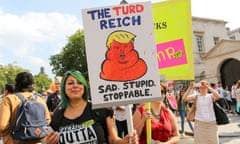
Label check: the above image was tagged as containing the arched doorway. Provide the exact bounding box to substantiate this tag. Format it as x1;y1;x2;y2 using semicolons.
220;58;240;88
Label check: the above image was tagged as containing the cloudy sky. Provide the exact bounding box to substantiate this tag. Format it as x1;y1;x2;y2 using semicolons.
0;0;239;79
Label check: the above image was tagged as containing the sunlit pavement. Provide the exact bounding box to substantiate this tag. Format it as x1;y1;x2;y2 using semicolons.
0;113;239;144
178;113;240;144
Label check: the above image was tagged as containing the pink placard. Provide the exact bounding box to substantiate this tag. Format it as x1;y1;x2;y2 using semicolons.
156;39;187;68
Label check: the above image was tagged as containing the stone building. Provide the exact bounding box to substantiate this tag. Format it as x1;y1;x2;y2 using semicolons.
192;16;240;88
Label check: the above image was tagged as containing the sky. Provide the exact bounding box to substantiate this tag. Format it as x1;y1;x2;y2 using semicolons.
0;0;239;79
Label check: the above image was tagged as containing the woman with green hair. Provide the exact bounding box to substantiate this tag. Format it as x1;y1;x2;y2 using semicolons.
45;70;138;144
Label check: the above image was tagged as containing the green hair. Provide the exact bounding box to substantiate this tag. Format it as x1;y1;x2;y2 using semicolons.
60;70;89;108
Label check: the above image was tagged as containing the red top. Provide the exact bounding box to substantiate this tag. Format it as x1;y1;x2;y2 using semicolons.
138;104;172;143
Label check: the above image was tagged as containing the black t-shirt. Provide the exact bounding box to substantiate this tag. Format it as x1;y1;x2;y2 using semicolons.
51;102;113;144
46;92;61;112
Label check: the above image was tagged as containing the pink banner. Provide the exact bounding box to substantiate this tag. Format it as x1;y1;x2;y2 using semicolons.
156;39;187;68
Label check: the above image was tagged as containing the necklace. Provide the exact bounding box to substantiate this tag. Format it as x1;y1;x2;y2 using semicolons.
151;108;161;120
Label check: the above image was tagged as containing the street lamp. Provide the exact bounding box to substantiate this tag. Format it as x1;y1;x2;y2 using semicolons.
120;0;128;4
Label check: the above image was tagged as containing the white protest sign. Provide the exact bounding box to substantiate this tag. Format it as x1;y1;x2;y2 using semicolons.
82;2;161;109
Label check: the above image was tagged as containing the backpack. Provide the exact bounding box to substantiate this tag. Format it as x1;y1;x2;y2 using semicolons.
11;93;48;141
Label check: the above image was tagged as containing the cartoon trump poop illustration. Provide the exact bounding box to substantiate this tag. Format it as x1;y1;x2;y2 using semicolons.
100;30;147;81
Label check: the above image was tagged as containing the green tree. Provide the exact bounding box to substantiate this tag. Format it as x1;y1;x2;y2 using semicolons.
0;64;52;95
34;73;52;94
0;64;28;93
49;29;88;79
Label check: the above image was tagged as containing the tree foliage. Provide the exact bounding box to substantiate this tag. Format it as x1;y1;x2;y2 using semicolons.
34;73;52;94
49;29;88;79
0;64;52;94
0;64;28;93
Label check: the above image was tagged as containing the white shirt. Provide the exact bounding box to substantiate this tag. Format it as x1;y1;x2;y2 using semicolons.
195;94;216;122
113;105;133;121
113;106;127;121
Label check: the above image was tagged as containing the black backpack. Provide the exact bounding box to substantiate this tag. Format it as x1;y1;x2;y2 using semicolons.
11;93;48;141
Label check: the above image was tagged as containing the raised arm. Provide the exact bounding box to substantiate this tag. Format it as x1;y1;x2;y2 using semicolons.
183;81;196;102
201;81;221;101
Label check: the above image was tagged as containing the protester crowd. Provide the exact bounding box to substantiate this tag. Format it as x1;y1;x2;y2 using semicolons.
0;71;239;144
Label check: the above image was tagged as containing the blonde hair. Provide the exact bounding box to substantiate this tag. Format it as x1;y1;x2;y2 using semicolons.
106;30;136;48
55;76;62;82
200;80;209;85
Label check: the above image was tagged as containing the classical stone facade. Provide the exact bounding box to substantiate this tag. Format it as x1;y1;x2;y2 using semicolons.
228;28;240;40
192;17;240;87
203;40;240;87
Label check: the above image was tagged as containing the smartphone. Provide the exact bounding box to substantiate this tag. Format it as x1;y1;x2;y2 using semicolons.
43;126;54;134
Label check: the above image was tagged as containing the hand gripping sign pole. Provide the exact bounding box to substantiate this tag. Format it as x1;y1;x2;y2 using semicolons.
126;103;152;144
121;1;152;142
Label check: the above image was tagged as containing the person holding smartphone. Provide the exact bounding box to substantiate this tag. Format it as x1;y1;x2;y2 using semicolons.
45;70;138;144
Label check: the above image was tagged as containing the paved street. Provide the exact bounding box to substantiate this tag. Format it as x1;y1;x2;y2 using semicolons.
178;113;240;144
0;111;239;144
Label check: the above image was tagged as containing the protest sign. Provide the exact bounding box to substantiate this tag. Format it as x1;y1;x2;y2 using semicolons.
153;0;194;80
82;2;161;109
